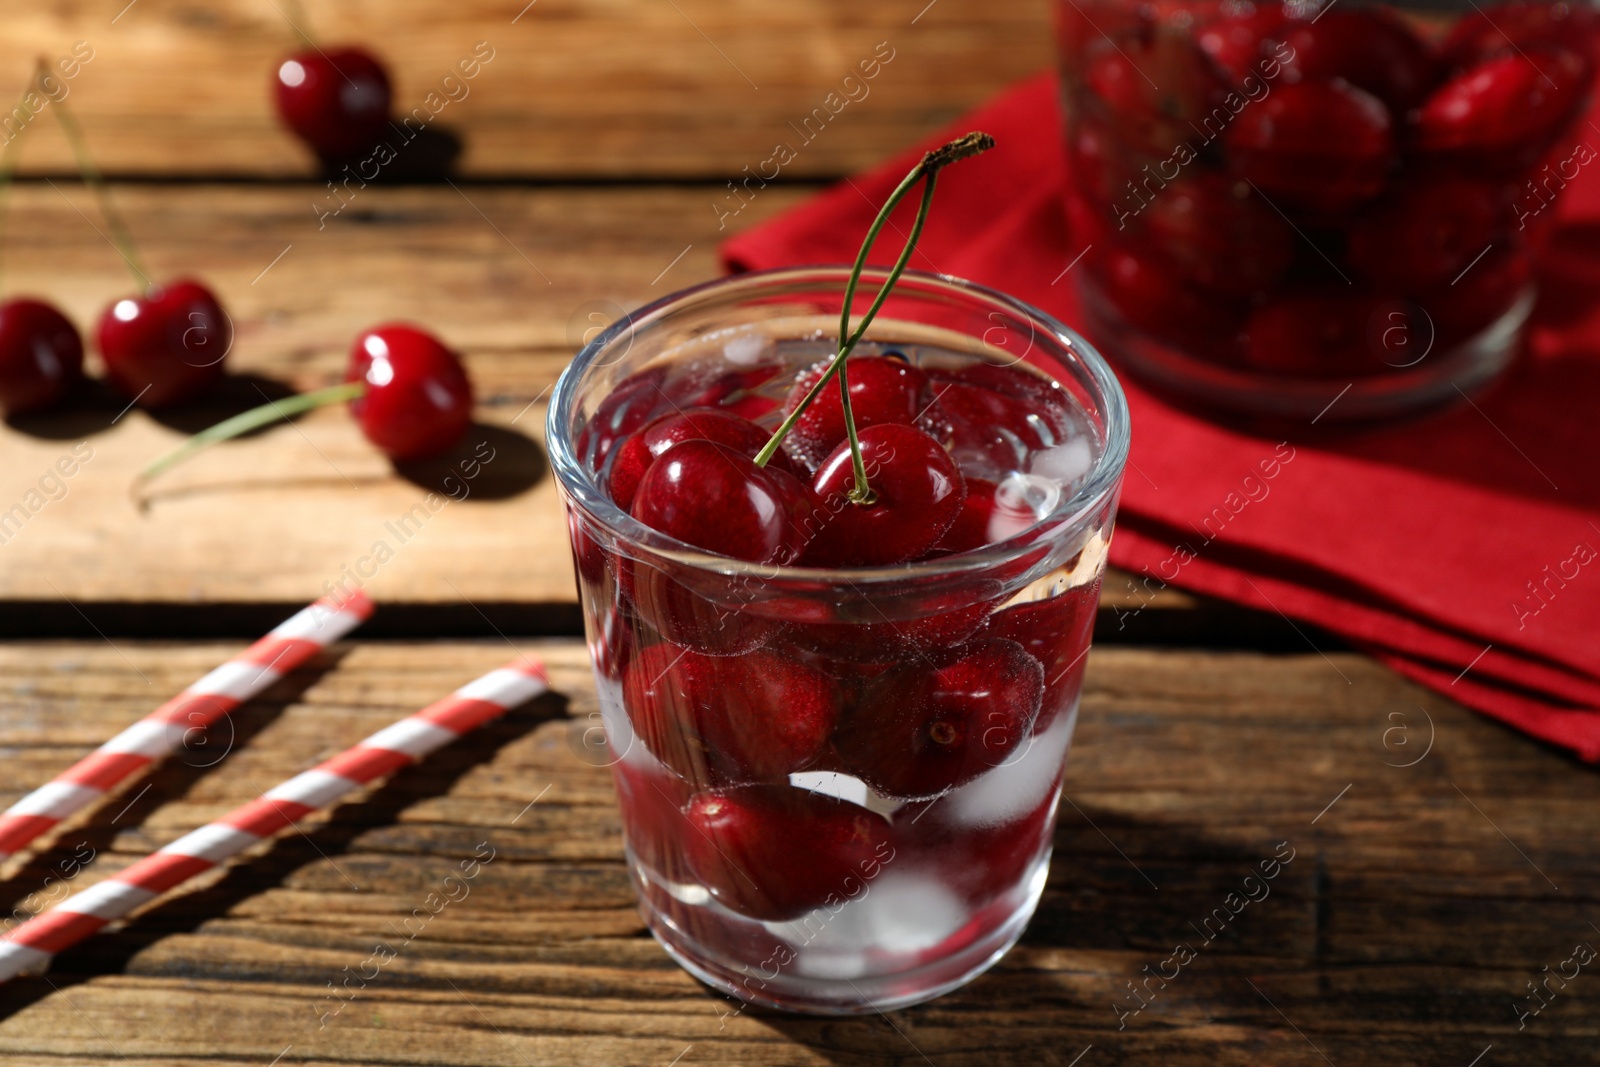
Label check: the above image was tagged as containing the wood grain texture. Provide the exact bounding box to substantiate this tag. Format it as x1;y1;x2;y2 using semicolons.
0;181;1195;622
5;0;1051;179
0;641;1595;1063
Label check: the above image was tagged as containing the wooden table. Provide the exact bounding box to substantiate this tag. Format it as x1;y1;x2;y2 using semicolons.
2;2;1596;1063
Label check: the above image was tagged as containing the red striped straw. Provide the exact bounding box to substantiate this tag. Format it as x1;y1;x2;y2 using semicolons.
0;590;375;865
0;656;548;982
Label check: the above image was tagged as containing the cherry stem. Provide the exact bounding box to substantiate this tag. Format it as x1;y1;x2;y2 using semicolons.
280;0;318;48
136;380;366;488
40;59;150;292
0;81;33;294
752;130;995;501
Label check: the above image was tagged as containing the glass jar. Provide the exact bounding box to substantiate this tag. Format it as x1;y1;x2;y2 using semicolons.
548;267;1129;1014
1057;0;1596;421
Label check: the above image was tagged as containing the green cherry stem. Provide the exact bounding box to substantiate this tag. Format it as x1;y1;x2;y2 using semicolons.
136;380;366;489
752;130;995;504
0;85;30;294
835;174;937;502
41;60;150;292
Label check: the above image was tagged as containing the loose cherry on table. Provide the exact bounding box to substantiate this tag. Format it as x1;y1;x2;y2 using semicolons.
681;784;893;921
622;642;839;784
273;47;393;162
834;637;1045;800
345;322;474;460
0;298;83;417
138;322;474;490
97;278;232;408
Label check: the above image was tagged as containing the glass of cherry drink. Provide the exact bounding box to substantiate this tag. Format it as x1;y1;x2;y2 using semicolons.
549;266;1129;1014
1058;0;1598;421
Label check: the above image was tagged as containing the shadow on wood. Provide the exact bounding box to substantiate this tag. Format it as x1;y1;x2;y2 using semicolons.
392;420;546;501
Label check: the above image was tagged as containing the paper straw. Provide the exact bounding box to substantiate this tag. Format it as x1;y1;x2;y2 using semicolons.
0;590;375;864
0;656;548;982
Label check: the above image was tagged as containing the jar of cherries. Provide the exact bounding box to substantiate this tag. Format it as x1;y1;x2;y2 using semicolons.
1057;0;1597;421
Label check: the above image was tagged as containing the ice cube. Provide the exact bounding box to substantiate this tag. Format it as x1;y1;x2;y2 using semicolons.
1029;438;1094;489
992;473;1059;541
788;770;869;807
595;675;661;771
767;871;969;970
723;332;767;366
945;704;1078;828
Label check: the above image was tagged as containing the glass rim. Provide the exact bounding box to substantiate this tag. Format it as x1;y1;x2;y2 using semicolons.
547;264;1132;583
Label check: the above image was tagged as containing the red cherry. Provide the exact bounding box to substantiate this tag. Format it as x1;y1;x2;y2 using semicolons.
681;784;893;921
1416;246;1532;349
345;323;474;460
1242;290;1416;375
779;355;927;472
1415;47;1592;174
1278;8;1438;112
1442;1;1600;68
923;380;1048;474
1137;174;1294;297
631;439;807;564
948;362;1079;438
578;368;669;473
622;566;783;656
273;47;393;162
835;638;1045;800
621;643;839;784
1196;4;1288;85
612;759;697;882
0;298;83;417
1085;244;1247;351
1225;80;1394;215
97;278;231;408
608;408;789;513
893;787;1057;906
1084;27;1228;154
928;477;1001;555
1056;0;1150;66
807;424;965;567
1345;179;1500;292
982;587;1099;732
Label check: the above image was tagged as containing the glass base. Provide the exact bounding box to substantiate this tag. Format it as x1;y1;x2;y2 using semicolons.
633;844;1052;1015
1078;278;1534;427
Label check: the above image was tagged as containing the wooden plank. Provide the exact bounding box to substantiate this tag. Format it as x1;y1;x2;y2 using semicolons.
0;640;1595;1062
6;0;1051;179
0;181;1200;625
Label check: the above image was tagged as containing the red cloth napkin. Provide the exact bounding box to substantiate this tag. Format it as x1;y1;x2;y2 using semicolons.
721;72;1600;761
